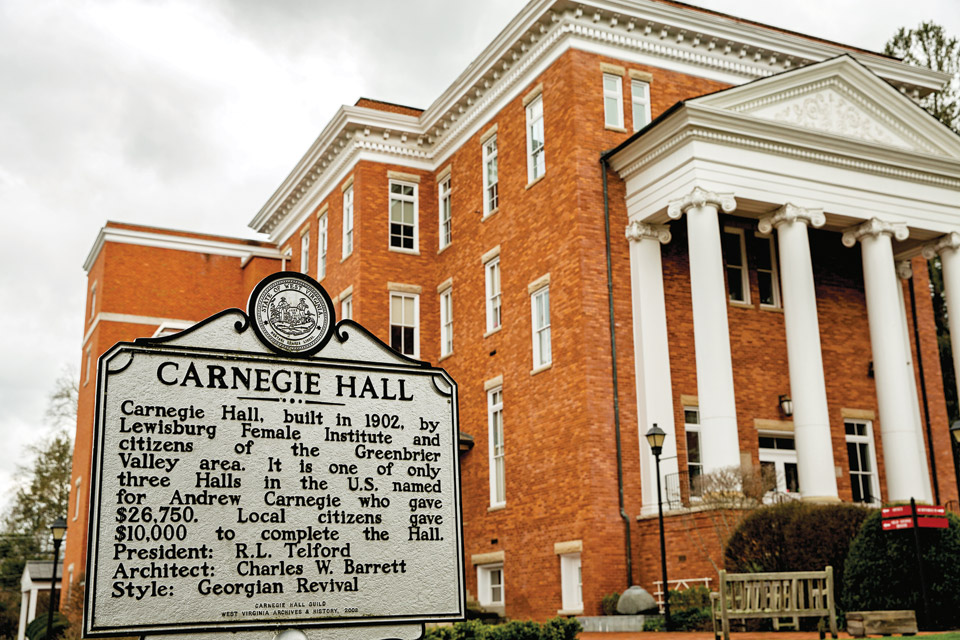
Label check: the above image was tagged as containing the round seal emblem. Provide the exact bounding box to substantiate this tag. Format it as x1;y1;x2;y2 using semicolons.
247;272;335;356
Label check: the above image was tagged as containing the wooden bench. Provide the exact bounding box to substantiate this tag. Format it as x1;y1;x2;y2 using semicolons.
846;610;917;637
710;567;838;640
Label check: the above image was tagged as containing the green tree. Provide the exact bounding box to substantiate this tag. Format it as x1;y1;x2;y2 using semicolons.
886;23;960;423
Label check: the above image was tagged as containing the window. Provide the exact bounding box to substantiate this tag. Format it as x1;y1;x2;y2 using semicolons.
84;348;92;386
603;73;623;128
73;476;82;521
721;227;749;303
389;292;418;357
483;135;499;215
559;553;583;612
488;386;505;506
341;295;352;321
389;181;418;251
439;176;451;250
526;95;545;182
89;283;97;320
478;564;504;607
684;407;702;497
531;286;551;368
758;434;799;495
300;231;310;274
342;185;354;258
318;214;328;279
485;258;501;332
440;288;453;357
753;233;781;307
845;420;880;504
631;80;651;131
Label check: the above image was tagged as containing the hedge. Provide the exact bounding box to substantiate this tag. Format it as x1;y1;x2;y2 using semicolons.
425;617;581;640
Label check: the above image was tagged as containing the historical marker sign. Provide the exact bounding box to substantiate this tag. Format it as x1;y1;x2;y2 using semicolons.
84;273;464;637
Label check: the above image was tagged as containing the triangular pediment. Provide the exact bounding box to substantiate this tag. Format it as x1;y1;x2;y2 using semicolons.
691;55;960;159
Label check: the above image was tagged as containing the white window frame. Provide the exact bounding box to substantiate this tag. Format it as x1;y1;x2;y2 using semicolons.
488;386;505;507
603;73;624;129
631;79;651;131
483;135;499;216
342;185;354;259
684;406;702;498
758;433;799;497
440;288;453;358
389;292;419;358
531;286;551;369
477;563;504;607
73;476;82;521
438;176;452;250
526;94;545;183
89;282;97;320
754;232;782;308
341;294;352;321
845;419;881;505
84;348;92;387
389;180;419;253
318;213;328;280
559;553;583;612
722;227;750;304
300;231;310;274
485;258;502;333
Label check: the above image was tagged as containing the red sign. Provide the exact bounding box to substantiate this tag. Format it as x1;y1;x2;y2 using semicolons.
883;517;914;530
882;506;913;518
918;516;949;529
917;505;946;517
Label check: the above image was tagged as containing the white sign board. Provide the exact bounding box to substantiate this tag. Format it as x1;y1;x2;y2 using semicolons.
84;274;464;637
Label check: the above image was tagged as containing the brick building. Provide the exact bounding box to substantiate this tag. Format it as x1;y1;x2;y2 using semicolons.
65;0;960;622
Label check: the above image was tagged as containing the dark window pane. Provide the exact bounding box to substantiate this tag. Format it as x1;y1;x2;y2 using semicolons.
727;267;744;300
403;327;414;355
722;232;742;266
686;431;700;463
858;443;871;471
776;437;795;450
785;463;799;492
390;325;402;351
758;271;774;305
684;409;699;425
753;236;773;270
847;442;860;471
851;475;864;502
759;436;775;449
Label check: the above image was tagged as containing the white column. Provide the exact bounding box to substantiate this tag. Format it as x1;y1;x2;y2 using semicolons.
17;590;28;640
667;187;741;473
758;204;838;502
894;260;932;503
842;219;928;502
626;221;679;515
924;231;960;416
27;588;37;625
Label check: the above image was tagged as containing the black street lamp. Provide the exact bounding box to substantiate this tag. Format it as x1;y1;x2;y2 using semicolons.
645;424;671;631
45;517;67;640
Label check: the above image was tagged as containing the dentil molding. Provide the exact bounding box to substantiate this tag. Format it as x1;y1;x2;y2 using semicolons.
841;218;909;248
625;221;671;244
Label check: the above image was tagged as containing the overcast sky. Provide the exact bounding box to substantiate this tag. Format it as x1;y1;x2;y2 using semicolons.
1;0;958;517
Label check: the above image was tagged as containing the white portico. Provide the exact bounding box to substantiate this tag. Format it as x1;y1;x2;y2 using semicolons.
609;55;960;512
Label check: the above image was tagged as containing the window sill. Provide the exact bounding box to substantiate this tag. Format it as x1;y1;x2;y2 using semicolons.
389;246;420;256
439;352;453;362
728;300;753;309
482;208;499;222
341;253;352;264
759;304;783;313
604;124;627;132
557;608;583;617
525;173;546;190
530;362;552;376
488;503;506;512
438;243;451;255
484;325;502;339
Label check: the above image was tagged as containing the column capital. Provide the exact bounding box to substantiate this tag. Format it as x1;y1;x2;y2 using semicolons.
841;218;909;248
896;260;913;280
625;221;671;244
666;186;736;220
758;203;825;233
921;231;960;259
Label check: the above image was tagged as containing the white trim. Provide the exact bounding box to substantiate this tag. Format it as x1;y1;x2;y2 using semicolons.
439;175;452;250
389;179;419;252
477;563;504;608
340;294;353;321
339;284;354;299
530;285;551;369
484;375;503;391
631;78;651;132
603;72;624;129
722;226;750;304
440;287;453;358
317;213;328;280
526;93;546;183
389;292;420;358
754;232;782;308
844;418;882;506
83;227;281;272
342;184;354;259
485;257;502;333
559;552;583;613
82;312;196;348
487;385;505;508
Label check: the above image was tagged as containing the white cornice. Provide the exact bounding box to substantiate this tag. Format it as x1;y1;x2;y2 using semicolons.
250;0;953;241
83;226;283;273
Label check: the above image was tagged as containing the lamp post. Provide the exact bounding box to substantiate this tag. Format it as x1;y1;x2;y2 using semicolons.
951;422;960;499
45;517;67;640
645;424;671;631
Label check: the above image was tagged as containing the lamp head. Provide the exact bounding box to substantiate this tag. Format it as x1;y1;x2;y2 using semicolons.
779;394;793;418
951;421;960;445
50;517;67;542
645;424;667;456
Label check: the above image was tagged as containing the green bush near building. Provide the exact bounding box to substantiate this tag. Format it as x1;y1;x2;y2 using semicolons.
425;617;581;640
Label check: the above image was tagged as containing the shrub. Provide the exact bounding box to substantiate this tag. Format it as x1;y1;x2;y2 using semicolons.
667;586;713;631
724;501;869;592
843;509;960;630
425;617;580;640
600;592;620;616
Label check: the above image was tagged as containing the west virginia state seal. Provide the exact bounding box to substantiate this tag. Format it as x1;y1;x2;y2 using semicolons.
247;273;335;356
